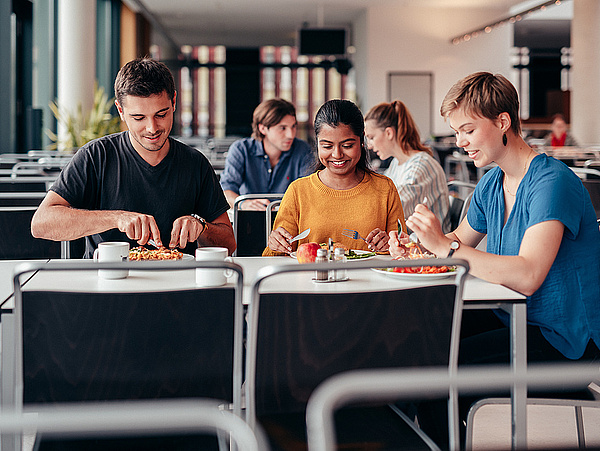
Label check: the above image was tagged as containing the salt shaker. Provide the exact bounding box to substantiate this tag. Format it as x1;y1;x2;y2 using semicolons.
333;247;347;281
315;248;328;281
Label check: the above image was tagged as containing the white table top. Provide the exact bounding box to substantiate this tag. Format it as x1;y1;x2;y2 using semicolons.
0;259;47;305
3;256;525;310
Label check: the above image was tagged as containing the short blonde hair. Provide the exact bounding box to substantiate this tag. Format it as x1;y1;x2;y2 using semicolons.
440;72;521;136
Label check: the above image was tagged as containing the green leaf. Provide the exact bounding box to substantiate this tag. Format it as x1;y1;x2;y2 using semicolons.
46;81;121;151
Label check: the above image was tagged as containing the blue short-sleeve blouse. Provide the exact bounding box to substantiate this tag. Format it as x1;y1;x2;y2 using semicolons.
467;153;600;359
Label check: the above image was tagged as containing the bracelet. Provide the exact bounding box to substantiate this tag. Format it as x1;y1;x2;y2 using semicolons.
190;214;208;234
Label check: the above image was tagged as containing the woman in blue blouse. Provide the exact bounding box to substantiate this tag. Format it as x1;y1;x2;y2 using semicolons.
389;71;600;445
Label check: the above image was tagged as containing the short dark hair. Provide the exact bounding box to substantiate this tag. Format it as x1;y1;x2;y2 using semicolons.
312;99;372;173
114;57;176;106
251;98;296;140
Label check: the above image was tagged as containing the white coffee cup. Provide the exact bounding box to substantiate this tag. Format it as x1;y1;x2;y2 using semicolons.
195;247;233;287
93;242;130;279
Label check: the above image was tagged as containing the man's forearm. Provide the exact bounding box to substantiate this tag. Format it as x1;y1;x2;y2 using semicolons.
31;204;120;241
197;222;236;255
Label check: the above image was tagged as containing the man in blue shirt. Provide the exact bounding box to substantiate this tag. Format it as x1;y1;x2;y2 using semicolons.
220;98;312;210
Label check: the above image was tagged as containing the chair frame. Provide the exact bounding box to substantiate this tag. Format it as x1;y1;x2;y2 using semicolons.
3;260;245;451
265;199;281;243
245;258;469;450
0;399;270;451
447;181;477;231
305;363;599;451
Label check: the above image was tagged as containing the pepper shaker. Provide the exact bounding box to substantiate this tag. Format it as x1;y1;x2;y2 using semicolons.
315;248;328;281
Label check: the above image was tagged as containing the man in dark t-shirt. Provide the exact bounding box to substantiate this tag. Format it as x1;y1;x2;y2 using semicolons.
32;58;235;257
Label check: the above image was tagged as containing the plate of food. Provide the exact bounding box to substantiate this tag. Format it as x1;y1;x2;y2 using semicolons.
371;266;457;280
290;245;376;261
129;247;193;261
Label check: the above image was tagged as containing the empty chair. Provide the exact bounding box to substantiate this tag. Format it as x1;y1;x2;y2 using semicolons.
0;207;61;259
305;363;599;451
0;192;46;207
0;176;56;193
446;181;476;231
466;397;600;450
245;259;469;450
233;194;282;256
4;260;245;450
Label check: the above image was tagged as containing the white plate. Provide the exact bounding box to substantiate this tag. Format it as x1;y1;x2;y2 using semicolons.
290;250;377;261
371;267;457;280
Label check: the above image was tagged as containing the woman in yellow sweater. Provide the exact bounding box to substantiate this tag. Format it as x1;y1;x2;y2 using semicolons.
264;99;404;255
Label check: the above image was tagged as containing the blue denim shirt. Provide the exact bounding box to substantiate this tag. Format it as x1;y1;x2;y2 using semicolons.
219;137;312;195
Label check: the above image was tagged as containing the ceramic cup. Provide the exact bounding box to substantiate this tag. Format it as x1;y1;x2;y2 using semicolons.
93;242;129;279
195;247;233;287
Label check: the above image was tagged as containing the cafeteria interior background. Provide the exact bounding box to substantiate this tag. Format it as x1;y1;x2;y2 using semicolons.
3;0;600;160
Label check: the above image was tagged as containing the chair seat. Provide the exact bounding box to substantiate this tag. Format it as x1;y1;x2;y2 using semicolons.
467;397;600;450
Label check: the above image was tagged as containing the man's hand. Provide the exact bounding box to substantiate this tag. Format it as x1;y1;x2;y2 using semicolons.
240;198;271;211
116;212;162;246
170;215;205;249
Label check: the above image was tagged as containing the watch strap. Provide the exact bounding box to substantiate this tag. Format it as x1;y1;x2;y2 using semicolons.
190;214;207;233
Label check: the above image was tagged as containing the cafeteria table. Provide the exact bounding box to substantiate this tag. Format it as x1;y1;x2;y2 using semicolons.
2;255;528;449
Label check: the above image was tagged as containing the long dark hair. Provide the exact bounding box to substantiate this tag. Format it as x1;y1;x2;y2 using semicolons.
312;99;373;173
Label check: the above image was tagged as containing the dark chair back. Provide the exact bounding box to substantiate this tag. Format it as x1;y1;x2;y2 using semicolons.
0;207;61;259
254;286;456;416
245;260;468;449
0;192;45;207
233;194;282;256
8;261;245;450
0;176;56;192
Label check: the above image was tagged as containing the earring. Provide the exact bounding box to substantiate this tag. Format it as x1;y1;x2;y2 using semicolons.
502;133;508;146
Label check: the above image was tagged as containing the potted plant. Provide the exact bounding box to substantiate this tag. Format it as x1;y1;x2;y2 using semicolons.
46;82;121;152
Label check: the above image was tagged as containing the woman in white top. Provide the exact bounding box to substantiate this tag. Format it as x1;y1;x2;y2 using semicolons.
365;100;450;232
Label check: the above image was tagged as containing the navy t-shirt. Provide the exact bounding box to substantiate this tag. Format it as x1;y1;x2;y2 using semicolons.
51;132;229;257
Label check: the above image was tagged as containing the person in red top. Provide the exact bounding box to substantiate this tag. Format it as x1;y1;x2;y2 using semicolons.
544;113;578;147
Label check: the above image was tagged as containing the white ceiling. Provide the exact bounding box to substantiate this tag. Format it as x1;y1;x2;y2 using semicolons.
125;0;540;49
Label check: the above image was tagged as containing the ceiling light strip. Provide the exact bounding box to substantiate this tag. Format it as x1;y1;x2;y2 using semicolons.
450;0;567;45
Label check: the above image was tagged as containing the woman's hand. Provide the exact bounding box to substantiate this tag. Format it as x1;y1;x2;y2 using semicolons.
388;231;412;259
365;228;389;252
267;226;294;253
405;203;450;257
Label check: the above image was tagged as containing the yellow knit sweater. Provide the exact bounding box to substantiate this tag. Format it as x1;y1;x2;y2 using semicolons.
262;171;405;256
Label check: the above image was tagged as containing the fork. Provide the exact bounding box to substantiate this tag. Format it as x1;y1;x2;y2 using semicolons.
341;229;367;243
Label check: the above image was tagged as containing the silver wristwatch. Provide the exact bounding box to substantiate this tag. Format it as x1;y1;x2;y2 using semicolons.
447;240;460;258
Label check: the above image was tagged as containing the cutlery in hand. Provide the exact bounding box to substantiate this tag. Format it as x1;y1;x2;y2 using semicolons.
341;229;367;243
289;228;310;244
404;197;428;244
